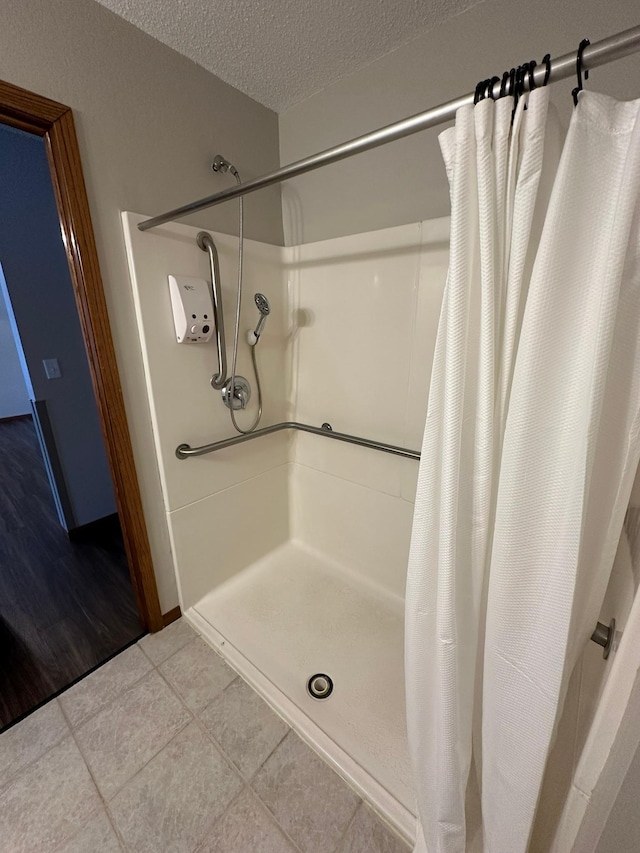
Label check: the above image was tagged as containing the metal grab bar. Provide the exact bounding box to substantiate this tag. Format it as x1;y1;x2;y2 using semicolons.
176;422;620;656
175;420;421;460
169;304;622;653
196;231;227;389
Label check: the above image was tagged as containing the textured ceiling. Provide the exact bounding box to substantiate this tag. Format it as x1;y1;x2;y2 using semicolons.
93;0;484;112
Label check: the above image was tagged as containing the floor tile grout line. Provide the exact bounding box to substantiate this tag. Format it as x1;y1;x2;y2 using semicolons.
94;639;248;810
0;631;200;805
56;701;124;851
105;709;195;802
68;663;180;738
195;675;291;788
4;621;405;853
59;699;114;808
99;711;211;852
103;712;245;853
153;634;368;853
191;784;250;853
246;726;362;853
152;642;220;714
57;643;155;731
331;799;363;853
154;631;243;704
0;724;105;853
69;664;196;804
0;722;107;853
186;651;376;852
195;711;290;808
49;801;126;853
137;625;198;667
53;628;294;853
164;657;305;851
102;798;130;853
189;711;251;784
153;630;250;725
192;780;303;853
103;800;133;852
243;780;307;853
0;699;71;797
245;720;290;781
5;622;278;850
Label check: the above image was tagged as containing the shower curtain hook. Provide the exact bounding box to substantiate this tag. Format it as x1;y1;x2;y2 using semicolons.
522;60;537;110
474;79;489;105
499;70;510;98
487;76;501;100
572;38;591;106
511;64;526;122
542;53;552;87
509;66;517;97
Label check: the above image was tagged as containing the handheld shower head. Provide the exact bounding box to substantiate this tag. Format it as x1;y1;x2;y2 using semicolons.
248;293;271;345
254;293;270;317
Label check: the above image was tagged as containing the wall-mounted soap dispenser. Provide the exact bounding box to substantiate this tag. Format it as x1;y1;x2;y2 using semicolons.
168;275;214;343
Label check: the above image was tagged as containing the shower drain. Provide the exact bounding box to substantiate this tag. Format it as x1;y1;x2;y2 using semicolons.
307;673;333;700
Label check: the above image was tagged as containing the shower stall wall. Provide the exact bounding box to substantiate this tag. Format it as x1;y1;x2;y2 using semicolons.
122;210;635;845
122;214;291;607
123;211;447;838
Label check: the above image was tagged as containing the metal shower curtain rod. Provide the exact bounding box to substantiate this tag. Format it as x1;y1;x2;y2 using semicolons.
138;25;640;232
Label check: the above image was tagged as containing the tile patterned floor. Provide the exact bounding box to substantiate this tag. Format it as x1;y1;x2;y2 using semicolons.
0;619;411;853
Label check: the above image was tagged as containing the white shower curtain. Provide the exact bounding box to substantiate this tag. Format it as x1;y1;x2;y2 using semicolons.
406;87;640;853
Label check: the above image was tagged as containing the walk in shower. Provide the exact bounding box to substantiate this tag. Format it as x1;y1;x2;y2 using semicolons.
123;207;447;839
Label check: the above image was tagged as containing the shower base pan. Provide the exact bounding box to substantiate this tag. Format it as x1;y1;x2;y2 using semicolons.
186;540;416;842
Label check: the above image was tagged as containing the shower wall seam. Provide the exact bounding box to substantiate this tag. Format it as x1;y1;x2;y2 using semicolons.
291;455;416;504
166;458;292;514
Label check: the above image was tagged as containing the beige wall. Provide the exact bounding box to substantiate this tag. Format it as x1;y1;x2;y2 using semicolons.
0;0;283;611
279;0;640;245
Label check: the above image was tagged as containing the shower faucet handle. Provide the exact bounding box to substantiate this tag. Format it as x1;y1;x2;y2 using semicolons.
235;386;248;409
221;376;251;411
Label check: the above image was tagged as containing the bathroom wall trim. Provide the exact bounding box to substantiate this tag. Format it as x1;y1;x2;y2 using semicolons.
162;606;182;627
0;78;163;632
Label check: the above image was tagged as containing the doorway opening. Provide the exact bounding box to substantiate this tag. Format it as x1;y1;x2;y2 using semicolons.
0;81;163;730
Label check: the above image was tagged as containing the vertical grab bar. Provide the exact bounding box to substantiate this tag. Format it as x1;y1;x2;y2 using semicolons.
197;231;227;389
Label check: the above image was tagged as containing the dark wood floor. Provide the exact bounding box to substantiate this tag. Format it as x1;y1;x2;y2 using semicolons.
0;416;144;731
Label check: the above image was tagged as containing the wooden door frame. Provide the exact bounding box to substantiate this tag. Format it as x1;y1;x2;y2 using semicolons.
0;79;164;632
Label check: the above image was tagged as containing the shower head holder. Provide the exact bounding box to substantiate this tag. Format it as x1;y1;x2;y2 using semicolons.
247;293;271;345
212;154;239;178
